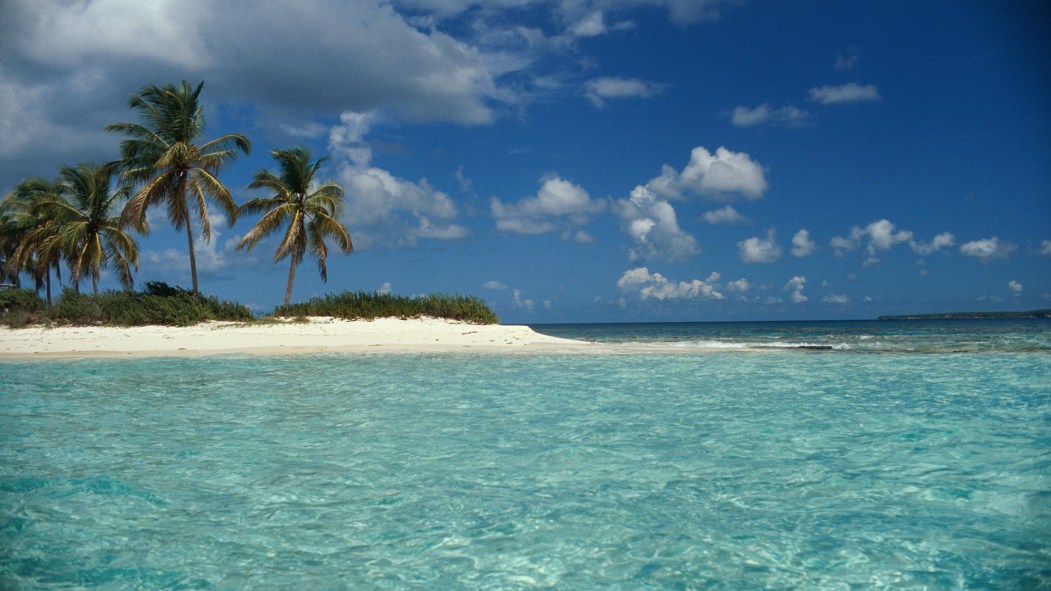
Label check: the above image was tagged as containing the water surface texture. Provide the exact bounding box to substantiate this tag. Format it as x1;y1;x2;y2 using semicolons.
2;321;1049;589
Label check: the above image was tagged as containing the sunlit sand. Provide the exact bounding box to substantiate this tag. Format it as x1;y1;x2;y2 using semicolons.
0;317;623;359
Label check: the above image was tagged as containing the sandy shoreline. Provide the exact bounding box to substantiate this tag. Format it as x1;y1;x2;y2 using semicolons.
0;317;623;359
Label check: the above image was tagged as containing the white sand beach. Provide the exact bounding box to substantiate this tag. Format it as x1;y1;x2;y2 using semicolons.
0;317;606;359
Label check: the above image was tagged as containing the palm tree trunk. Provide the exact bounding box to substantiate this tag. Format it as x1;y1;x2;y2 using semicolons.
284;256;298;306
45;271;52;305
186;222;199;295
92;270;99;295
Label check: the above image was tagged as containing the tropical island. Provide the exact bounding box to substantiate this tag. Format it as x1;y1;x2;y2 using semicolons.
878;310;1051;320
0;79;590;357
1;80;390;316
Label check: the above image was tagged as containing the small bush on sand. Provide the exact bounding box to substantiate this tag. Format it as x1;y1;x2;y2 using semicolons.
273;291;499;324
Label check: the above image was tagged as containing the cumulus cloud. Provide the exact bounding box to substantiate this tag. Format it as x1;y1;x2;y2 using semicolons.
513;288;534;311
339;165;467;246
738;229;782;263
1008;280;1023;294
325;110;469;247
484;280;508;290
731;103;812;128
617;267;724;301
702;205;749;225
1040;240;1051;256
785;275;807;303
725;278;751;293
822;294;850;304
910;232;955;256
831;219;952;264
615;146;767;262
660;145;769;198
585;77;665;107
142;218;242;278
960;237;1016;260
808;82;881;105
491;174;606;239
791;229;818;257
616;186;699;262
646;146;768;201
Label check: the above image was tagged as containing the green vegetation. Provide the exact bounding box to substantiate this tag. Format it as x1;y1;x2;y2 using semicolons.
274;291;499;324
878;310;1051;320
107;80;251;295
2;282;252;328
236;147;352;306
1;285;499;327
1;79;495;328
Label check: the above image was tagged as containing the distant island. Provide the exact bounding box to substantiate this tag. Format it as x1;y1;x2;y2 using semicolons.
879;309;1051;320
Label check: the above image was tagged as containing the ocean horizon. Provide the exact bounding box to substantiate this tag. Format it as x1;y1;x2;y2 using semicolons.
2;318;1049;589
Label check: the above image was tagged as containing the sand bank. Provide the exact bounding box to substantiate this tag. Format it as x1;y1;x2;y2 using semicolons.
0;317;616;359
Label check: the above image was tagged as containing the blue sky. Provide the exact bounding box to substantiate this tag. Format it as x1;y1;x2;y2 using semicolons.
1;0;1048;323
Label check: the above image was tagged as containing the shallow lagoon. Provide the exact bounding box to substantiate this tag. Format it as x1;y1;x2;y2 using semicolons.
2;336;1050;588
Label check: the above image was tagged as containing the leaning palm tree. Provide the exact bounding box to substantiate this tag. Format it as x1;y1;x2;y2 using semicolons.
236;147;352;306
2;177;67;303
106;80;250;294
42;163;139;294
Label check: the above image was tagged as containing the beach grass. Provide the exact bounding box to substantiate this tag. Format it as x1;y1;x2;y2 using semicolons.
272;291;500;324
2;285;499;328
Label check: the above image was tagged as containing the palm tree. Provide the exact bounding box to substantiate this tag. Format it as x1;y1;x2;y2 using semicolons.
236;147;352;306
43;163;139;295
106;80;250;294
2;177;66;303
0;205;24;288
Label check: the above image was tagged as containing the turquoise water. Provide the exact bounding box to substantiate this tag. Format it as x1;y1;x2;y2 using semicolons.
2;321;1050;589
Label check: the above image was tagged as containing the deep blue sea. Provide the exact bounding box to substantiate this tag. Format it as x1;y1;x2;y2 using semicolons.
2;319;1049;589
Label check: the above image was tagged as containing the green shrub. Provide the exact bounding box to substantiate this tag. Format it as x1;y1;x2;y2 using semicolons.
1;287;48;328
273;291;499;324
0;288;47;327
46;283;253;327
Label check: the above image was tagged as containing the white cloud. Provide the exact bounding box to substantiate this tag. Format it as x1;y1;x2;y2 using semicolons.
909;232;955;255
646;146;768;201
808;82;881;105
617;267;724;301
1008;280;1023;294
731;104;812;128
791;229;818;257
960;237;1016;260
616;186;699;262
702;205;749;225
484;280;508;290
143;222;239;277
785;275;807;303
329;111;378;167
725;278;751;292
585;77;665;107
831;219;945;263
339;165;467;247
822;294;850;304
325;111;468;247
378;281;392;294
513;288;534;311
491;174;606;237
1040;240;1051;256
738;229;782;263
865;219;913;253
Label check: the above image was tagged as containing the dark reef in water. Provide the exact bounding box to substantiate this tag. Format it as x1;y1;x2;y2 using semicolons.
878;309;1051;320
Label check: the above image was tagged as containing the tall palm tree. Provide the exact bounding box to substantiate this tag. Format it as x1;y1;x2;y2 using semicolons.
43;163;139;295
2;177;66;303
106;80;250;294
0;205;25;288
236;147;352;306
